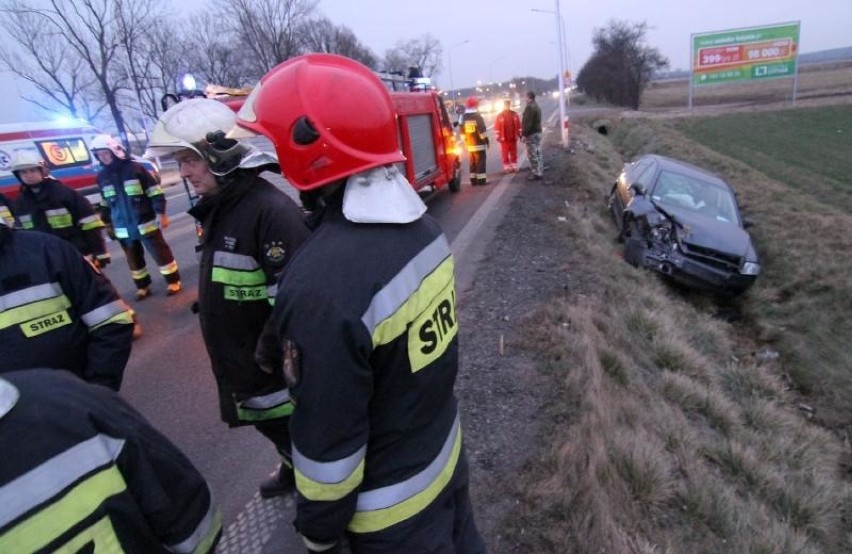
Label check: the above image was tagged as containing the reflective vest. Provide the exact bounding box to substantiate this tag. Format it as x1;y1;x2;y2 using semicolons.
461;110;488;152
0;227;133;390
268;199;466;543
14;178;107;259
96;159;164;240
187;173;309;426
0;369;221;553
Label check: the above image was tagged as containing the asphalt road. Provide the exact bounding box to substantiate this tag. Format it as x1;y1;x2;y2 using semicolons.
97;101;560;551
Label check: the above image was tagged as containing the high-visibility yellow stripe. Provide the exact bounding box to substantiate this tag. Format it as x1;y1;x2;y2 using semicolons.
0;466;127;552
159;260;179;276
89;310;134;331
54;515;122;553
0;295;71;330
295;458;365;502
212;267;266;286
371;256;454;348
123;180;142;195
347;426;462;534
145;185;164;197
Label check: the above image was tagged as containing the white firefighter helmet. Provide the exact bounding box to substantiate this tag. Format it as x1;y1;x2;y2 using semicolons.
10;150;47;173
145;98;277;177
90;134;126;158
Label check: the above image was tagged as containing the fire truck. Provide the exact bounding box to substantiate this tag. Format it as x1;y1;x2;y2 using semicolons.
206;72;463;195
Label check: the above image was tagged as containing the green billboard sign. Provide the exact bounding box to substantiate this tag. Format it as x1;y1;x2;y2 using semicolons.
691;22;800;86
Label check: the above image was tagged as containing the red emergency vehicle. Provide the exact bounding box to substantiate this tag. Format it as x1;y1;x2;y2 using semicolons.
210;78;463;195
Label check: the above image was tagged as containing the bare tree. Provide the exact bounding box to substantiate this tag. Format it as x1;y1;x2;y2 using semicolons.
382;34;443;78
183;12;254;88
302;16;377;69
13;0;146;147
0;1;104;121
576;20;668;110
216;0;318;78
115;1;169;128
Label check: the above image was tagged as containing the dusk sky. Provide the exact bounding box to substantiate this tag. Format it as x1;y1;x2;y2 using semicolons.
2;0;851;124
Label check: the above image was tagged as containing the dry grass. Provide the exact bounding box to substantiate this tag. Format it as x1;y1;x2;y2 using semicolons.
499;109;852;552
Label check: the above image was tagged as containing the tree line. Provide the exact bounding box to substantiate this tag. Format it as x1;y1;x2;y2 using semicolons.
0;0;444;146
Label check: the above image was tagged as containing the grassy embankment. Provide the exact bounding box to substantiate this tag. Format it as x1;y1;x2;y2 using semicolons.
502;105;852;552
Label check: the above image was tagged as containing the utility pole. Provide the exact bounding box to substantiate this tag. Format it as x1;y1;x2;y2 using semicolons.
555;0;568;148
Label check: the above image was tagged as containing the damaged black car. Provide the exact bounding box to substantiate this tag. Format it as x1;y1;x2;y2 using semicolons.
606;154;760;295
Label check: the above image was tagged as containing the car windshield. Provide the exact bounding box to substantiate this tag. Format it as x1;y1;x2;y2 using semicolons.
650;170;739;224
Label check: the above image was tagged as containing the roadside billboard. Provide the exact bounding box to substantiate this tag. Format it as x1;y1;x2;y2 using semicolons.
691;22;800;86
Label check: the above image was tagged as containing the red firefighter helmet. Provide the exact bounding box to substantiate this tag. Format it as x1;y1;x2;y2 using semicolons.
465;96;480;109
232;54;404;192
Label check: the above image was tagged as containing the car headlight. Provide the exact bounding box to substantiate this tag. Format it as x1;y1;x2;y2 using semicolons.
740;261;761;275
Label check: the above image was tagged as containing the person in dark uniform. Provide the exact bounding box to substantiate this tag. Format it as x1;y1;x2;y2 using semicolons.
92;134;182;300
0;224;133;390
0;368;221;553
145;98;310;498
460;95;490;186
242;54;486;554
10;149;110;267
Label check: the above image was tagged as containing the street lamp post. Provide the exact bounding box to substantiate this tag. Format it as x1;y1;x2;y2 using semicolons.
532;2;569;148
447;39;470;105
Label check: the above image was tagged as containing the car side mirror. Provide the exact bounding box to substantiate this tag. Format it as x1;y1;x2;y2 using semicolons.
630;183;646;196
742;217;754;229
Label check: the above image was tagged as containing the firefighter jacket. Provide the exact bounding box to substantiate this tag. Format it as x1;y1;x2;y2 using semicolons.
96;157;165;241
461;109;489;152
0;226;133;390
13;177;108;261
494;108;522;142
0;369;222;553
188;171;309;426
522;99;543;137
0;192;14;227
262;193;466;546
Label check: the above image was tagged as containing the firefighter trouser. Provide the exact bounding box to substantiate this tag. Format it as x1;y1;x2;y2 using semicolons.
468;149;487;185
525;132;543;176
500;140;519;169
119;229;180;290
254;417;293;467
346;447;486;553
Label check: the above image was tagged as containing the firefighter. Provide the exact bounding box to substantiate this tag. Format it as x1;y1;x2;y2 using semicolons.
145;98;310;498
0;368;222;553
461;95;490;186
10;150;110;267
242;54;486;553
0;223;133;390
494;98;522;173
92;134;182;300
0;192;14;227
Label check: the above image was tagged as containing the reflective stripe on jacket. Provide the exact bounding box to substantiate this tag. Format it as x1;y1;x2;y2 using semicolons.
0;369;221;554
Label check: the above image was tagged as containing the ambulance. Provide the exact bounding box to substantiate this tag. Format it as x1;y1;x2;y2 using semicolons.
0;120;160;203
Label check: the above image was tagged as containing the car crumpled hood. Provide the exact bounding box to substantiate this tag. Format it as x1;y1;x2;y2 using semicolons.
660;204;754;257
